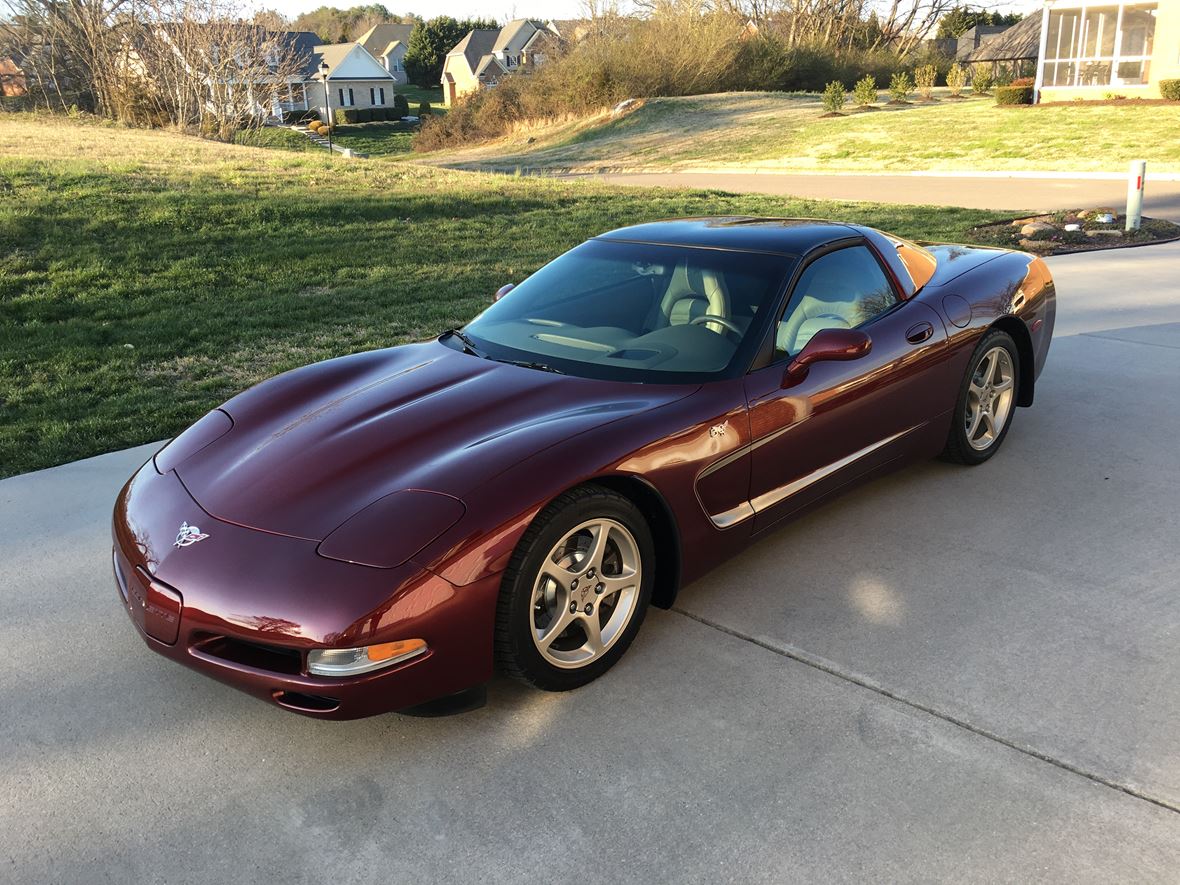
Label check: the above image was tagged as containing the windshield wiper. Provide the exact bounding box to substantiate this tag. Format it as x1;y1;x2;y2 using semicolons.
495;358;566;375
442;328;486;358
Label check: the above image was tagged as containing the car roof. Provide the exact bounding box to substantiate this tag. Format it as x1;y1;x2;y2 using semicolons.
595;217;860;256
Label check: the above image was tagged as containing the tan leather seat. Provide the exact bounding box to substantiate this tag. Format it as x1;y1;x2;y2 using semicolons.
777;260;865;353
658;264;731;335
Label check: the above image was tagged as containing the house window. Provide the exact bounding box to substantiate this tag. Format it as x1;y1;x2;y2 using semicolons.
379;87;385;105
338;87;354;106
1041;3;1157;88
370;87;375;104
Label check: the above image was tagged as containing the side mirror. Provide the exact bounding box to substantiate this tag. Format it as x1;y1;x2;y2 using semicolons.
494;283;516;302
782;328;872;388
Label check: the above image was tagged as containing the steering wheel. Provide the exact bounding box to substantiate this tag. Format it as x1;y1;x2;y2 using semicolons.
691;314;742;337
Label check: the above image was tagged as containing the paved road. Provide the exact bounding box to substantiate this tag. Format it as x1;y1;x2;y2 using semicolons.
3;245;1180;882
576;172;1180;220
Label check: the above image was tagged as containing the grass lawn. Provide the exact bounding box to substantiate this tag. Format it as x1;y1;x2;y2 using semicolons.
330;121;416;157
397;84;445;114
231;125;319;153
1;115;1009;478
429;91;1180;174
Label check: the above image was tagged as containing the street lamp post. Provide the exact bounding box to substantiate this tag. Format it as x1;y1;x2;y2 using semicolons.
319;60;333;158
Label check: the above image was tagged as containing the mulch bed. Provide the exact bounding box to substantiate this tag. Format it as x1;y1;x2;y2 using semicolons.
970;210;1180;255
1036;98;1180;108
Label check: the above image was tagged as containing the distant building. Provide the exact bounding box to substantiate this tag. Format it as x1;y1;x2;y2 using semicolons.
955;24;1010;59
440;19;582;106
306;42;397;120
963;16;1042;80
354;22;414;85
1033;1;1178;100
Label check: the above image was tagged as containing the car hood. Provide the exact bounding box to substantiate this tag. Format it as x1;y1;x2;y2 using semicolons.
173;340;695;541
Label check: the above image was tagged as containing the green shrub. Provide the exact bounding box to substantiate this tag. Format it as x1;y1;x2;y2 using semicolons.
1160;79;1180;101
946;62;966;97
995;84;1034;106
821;80;847;113
888;71;913;102
972;64;994;94
914;64;937;100
418;100;432;116
393;93;411;118
852;75;877;107
357;108;374;123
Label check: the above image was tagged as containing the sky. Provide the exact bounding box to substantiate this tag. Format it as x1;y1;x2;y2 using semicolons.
253;0;1044;25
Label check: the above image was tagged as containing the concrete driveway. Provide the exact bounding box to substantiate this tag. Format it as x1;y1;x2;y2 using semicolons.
3;244;1179;882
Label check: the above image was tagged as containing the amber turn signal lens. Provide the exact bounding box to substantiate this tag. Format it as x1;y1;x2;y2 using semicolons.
367;638;426;661
307;639;428;677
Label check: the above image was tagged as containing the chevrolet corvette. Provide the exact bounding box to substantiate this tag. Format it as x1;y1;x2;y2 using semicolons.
112;218;1055;718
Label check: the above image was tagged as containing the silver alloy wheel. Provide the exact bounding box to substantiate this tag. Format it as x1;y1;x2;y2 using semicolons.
965;345;1015;451
530;517;642;669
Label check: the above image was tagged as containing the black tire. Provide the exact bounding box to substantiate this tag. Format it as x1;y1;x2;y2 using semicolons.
942;328;1021;465
495;484;655;691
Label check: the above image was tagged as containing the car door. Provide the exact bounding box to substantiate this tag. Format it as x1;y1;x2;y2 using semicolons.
742;240;949;533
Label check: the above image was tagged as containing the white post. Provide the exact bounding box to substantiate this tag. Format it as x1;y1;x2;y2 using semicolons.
1126;160;1146;232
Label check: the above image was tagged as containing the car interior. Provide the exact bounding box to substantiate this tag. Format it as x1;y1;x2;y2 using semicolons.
466;242;791;375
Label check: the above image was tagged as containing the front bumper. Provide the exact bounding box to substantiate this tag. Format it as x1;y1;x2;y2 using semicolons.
112;459;500;719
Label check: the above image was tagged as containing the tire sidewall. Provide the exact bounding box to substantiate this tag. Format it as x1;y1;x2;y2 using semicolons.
504;491;655;691
953;330;1020;464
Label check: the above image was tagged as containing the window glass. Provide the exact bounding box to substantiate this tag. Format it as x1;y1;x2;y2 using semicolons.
1082;7;1119;57
1120;6;1156;56
1040;3;1156;88
460;239;794;382
774;246;896;357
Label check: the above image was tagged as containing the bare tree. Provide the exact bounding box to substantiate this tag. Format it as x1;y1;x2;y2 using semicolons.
132;0;307;136
0;0;137;112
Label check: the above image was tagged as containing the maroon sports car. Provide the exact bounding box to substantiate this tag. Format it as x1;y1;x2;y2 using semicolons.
112;218;1055;718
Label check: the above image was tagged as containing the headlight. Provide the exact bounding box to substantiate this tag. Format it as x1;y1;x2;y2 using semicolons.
316;489;465;569
307;639;427;677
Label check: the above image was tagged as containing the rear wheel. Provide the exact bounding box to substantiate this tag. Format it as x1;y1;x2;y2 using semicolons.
942;329;1020;465
495;485;654;691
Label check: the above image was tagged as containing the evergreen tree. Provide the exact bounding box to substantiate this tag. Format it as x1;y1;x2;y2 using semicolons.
403;16;498;87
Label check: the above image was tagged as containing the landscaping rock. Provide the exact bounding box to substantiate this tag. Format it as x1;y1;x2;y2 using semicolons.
1021;221;1058;238
1087;229;1123;237
1018;238;1055;251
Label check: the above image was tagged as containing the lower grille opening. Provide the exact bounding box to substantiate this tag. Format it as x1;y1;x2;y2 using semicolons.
193;634;303;675
273;690;339;713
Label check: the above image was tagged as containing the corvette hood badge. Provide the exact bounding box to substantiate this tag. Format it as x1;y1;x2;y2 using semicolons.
174;521;209;548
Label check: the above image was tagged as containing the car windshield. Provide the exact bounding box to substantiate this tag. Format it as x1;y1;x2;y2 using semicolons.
454;239;795;382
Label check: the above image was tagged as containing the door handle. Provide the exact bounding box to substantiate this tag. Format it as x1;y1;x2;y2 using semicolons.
905;322;934;344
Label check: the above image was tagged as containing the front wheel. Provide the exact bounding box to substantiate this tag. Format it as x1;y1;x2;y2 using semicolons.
494;485;654;691
942;329;1020;465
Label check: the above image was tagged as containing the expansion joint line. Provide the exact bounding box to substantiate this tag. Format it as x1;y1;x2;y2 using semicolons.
672;607;1180;816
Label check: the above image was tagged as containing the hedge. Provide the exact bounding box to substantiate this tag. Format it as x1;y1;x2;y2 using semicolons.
1161;79;1180;101
995;84;1034;106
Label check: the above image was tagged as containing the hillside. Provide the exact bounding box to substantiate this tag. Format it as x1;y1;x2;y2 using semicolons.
425;91;1180;175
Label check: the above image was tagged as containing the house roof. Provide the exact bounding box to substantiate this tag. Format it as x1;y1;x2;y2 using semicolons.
546;19;590;40
355;22;414;57
449;29;499;73
492;19;544;53
379;40;404;58
965;16;1040;62
312;42;395;80
474;54;508;79
282;31;324;77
